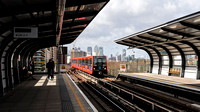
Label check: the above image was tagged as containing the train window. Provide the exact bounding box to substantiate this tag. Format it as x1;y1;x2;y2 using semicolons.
85;59;88;65
103;58;106;63
88;59;90;65
98;58;102;62
82;59;84;65
89;59;92;66
93;57;97;65
78;59;81;65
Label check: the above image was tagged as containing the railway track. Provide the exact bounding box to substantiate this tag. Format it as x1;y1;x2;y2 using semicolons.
67;69;129;112
67;68;200;111
100;80;200;111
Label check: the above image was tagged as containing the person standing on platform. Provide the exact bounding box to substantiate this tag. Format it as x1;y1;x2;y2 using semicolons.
46;58;55;80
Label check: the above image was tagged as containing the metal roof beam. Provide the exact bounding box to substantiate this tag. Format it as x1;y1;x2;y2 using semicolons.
0;4;56;18
116;41;134;47
148;32;177;41
161;27;195;37
137;35;163;43
180;21;200;31
64;11;98;20
128;38;153;44
62;27;84;33
65;0;109;7
62;21;89;27
122;40;143;46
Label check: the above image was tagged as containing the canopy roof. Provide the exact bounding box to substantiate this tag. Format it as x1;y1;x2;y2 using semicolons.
115;11;200;56
0;0;109;52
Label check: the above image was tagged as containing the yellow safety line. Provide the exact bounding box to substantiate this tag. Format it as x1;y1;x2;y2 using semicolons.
63;74;85;112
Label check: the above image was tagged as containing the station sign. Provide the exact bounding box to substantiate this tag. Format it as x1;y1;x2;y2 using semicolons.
14;27;38;38
120;64;126;72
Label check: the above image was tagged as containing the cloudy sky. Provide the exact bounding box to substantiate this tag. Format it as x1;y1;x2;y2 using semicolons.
65;0;200;58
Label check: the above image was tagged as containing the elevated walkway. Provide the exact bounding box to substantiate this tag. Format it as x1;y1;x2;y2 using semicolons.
0;74;96;112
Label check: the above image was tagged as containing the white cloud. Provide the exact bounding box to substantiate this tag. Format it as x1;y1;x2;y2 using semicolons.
163;1;177;12
66;0;200;58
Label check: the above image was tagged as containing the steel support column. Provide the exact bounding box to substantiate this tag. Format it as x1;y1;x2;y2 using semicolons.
180;41;200;79
167;43;185;78
156;45;173;76
139;48;153;73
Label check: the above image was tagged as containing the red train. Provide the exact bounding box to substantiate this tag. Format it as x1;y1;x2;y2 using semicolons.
71;56;108;77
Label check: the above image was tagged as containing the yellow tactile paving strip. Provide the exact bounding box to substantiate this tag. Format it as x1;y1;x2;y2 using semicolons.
122;73;200;89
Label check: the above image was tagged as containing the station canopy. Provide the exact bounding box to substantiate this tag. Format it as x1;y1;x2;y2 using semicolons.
115;12;200;79
115;11;200;56
0;0;109;51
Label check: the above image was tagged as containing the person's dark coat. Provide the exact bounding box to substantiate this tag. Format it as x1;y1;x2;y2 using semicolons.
47;61;55;73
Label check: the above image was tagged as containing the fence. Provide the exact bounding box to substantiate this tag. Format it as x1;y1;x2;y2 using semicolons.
108;59;150;77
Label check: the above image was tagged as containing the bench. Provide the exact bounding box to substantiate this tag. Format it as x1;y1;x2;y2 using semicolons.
169;68;181;76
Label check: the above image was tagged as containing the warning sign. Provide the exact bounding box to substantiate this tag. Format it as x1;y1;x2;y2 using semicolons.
120;64;126;72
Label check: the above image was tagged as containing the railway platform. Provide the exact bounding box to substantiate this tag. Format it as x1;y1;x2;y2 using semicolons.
117;73;200;90
0;74;96;112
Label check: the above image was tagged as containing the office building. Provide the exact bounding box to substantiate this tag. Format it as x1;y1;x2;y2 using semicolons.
93;45;98;56
98;47;103;56
87;47;92;56
122;49;126;61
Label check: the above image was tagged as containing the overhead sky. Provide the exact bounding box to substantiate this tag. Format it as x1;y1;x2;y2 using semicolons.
65;0;200;58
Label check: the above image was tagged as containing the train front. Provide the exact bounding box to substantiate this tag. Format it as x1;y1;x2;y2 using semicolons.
93;56;107;77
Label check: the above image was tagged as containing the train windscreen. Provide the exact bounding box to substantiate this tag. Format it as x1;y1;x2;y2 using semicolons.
93;56;106;66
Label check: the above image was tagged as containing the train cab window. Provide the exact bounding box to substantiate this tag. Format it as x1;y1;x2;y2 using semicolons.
98;58;102;62
103;58;106;63
93;57;97;66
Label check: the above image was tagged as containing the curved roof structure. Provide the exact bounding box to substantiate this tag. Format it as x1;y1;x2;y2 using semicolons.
115;11;200;79
0;0;109;96
0;0;109;52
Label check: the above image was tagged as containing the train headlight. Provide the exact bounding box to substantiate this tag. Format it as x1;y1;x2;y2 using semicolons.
94;68;95;70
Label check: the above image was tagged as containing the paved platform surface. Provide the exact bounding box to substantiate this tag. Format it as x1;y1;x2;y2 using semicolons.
120;73;200;89
0;74;96;112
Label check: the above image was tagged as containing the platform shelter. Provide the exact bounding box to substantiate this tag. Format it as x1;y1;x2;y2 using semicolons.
115;12;200;80
0;0;109;96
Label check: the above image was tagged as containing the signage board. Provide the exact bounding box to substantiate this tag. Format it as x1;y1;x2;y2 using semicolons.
120;64;126;72
14;27;38;38
60;64;67;72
